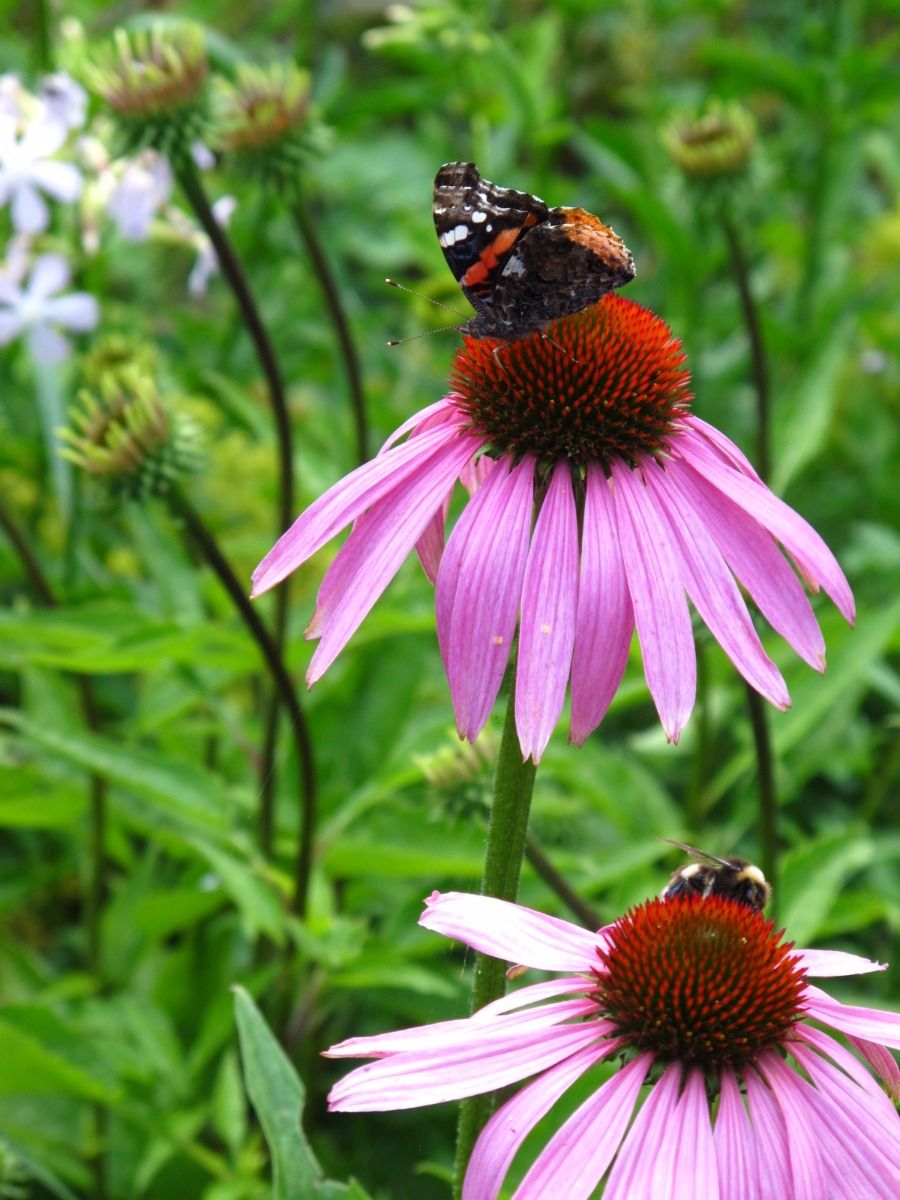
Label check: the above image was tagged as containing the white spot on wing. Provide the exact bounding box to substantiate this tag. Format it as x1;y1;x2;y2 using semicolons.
472;210;487;223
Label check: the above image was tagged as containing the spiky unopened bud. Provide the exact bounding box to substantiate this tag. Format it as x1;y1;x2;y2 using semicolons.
664;101;756;179
212;61;313;189
61;369;201;499
85;24;209;162
80;334;158;391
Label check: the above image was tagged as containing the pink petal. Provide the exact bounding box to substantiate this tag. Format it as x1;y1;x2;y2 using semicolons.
514;1051;652;1200
569;464;634;744
415;490;449;584
326;996;603;1061
794;947;886;977
251;420;474;596
672;1068;719;1200
461;452;495;495
305;432;478;682
714;1070;758;1200
676;424;855;624
611;459;696;741
642;461;790;710
790;1039;900;1159
463;1041;628;1200
515;463;579;761
796;1024;892;1103
742;1068;792;1200
476;976;597;1017
803;985;900;1048
665;458;826;671
377;395;458;454
847;1036;900;1100
327;1020;607;1112
755;1052;829;1200
436;456;535;742
419;891;606;972
685;415;763;481
602;1063;683;1200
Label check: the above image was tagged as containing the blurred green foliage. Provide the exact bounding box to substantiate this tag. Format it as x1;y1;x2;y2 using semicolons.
0;1;897;1197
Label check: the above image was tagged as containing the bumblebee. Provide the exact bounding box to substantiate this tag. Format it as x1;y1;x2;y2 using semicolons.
660;839;772;912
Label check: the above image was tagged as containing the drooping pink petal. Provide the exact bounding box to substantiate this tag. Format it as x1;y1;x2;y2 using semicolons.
665;457;826;671
305;432;479;682
377;395;458;454
676;424;855;624
326;997;603;1061
755;1051;828;1200
475;976;597;1018
643;460;790;710
803;985;900;1047
463;1041;629;1200
714;1070;758;1200
419;891;606;973
415;491;450;584
611;459;696;741
570;464;634;744
327;1020;607;1112
794;947;886;977
846;1035;900;1099
602;1063;684;1200
742;1068;792;1200
683;415;763;481
436;456;535;742
461;451;495;495
790;1039;900;1160
671;1068;720;1200
515;463;579;762
796;1024;892;1104
251;420;473;596
776;1047;900;1198
513;1051;652;1200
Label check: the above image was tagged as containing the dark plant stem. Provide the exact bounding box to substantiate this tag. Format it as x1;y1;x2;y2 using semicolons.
524;837;599;929
721;213;771;481
0;495;106;1197
169;489;316;917
745;687;778;918
33;0;52;72
289;194;369;464
722;211;780;912
454;668;536;1198
175;156;293;857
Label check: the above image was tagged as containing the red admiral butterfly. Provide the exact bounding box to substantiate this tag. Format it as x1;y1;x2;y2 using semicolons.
433;161;635;341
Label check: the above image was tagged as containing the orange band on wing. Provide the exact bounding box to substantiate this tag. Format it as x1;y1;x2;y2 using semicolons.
461;218;535;288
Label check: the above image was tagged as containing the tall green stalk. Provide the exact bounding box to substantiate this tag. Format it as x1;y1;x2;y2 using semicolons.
453;666;536;1197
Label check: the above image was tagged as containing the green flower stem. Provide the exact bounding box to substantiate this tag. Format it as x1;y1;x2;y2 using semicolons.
289;194;369;464
169;487;316;917
721;213;771;481
721;211;779;911
175;155;293;856
454;667;536;1197
0;494;108;977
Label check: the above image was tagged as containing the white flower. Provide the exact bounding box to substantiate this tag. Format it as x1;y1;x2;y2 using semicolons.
0;113;83;233
0;253;98;363
188;195;236;296
106;150;173;241
38;73;88;133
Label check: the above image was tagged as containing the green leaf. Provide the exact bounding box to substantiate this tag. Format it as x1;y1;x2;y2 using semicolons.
232;987;323;1198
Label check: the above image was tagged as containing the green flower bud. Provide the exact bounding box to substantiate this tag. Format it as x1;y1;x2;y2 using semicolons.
664;100;756;180
212;61;314;189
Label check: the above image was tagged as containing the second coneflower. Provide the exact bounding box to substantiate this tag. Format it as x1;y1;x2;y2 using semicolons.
252;296;853;762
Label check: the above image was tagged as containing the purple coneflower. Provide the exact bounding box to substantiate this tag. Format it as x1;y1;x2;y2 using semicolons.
252;296;853;761
326;890;900;1200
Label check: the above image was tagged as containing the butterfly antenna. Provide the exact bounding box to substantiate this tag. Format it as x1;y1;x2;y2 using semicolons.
386;323;460;347
385;278;467;318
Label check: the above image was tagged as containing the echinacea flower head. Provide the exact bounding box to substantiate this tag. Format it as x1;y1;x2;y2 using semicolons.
665;100;757;180
212;61;312;187
253;296;853;762
0;110;82;233
61;369;201;499
0;253;97;363
86;24;208;161
326;890;900;1200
